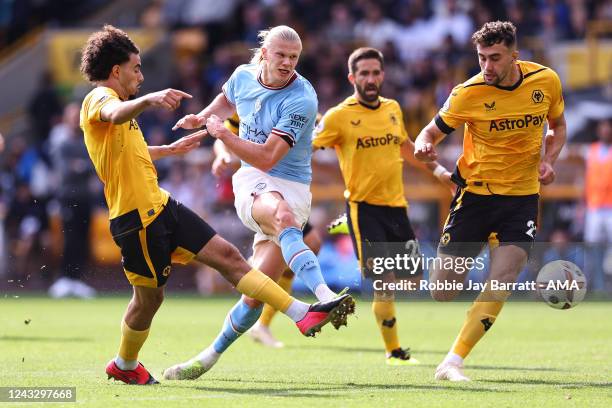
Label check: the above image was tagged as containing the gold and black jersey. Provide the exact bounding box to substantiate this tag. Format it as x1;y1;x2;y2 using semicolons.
80;87;169;238
313;96;409;207
436;60;564;196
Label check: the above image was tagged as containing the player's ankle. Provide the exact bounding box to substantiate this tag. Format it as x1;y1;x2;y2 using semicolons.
314;284;336;302
443;352;464;366
115;356;138;370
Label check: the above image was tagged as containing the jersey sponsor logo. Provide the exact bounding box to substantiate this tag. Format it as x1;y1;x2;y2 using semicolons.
489;114;545;132
484;101;496;112
390;113;398;125
289;113;307;129
350;119;361;126
356;133;401;149
532;89;544;104
241;123;267;143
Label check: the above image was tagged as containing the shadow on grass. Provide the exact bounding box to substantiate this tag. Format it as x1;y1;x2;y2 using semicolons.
286;345;447;355
468;365;566;372
0;335;93;343
482;379;612;388
171;378;510;397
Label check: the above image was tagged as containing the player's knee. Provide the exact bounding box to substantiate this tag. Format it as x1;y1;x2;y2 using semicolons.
132;289;164;311
275;203;298;230
219;244;248;273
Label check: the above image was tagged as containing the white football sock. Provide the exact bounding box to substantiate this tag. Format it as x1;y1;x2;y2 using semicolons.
443;352;464;366
314;284;336;302
195;345;221;368
115;356;138;370
284;300;309;322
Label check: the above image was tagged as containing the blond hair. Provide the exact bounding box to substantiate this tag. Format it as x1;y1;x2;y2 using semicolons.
250;25;302;64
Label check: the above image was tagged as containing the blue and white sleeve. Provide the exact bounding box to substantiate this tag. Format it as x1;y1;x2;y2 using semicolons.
271;97;318;147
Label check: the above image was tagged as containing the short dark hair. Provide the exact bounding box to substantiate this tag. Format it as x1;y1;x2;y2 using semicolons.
80;25;139;82
471;21;517;48
348;47;384;74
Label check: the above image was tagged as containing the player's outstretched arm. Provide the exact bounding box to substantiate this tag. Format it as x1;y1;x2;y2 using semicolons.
539;112;567;185
414;119;447;162
401;139;454;193
173;93;236;131
101;88;192;124
148;129;207;161
206;115;289;173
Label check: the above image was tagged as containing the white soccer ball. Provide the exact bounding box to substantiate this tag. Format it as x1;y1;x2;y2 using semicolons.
536;260;587;309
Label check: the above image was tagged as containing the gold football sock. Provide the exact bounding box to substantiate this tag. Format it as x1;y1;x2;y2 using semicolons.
260;272;294;327
236;269;293;313
451;288;511;358
118;320;150;362
372;300;401;353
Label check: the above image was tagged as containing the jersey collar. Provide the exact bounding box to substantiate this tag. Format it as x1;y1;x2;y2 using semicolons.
493;64;523;91
257;68;298;90
357;98;381;110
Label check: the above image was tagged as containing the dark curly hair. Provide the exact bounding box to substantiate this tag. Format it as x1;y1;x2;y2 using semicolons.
472;21;517;48
348;47;384;74
80;25;139;82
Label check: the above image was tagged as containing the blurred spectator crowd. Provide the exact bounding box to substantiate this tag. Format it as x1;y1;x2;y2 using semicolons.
0;0;611;295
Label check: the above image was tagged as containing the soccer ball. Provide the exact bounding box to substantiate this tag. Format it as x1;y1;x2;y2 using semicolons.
536;260;587;309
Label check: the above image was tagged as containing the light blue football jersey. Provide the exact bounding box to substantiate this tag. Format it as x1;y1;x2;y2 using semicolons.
222;63;318;184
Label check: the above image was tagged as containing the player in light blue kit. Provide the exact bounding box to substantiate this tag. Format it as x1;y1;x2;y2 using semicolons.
164;26;355;380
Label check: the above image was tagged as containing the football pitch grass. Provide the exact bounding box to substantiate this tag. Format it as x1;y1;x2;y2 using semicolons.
2;295;610;407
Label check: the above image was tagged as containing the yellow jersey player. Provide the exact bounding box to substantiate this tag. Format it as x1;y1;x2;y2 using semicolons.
314;47;453;365
80;25;357;385
415;21;566;381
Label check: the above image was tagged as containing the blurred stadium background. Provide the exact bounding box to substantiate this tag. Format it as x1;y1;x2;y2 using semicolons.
0;0;610;298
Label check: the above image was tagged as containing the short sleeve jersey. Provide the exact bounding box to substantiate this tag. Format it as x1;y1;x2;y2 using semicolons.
222;64;318;184
313;96;409;207
436;60;564;195
80;87;169;238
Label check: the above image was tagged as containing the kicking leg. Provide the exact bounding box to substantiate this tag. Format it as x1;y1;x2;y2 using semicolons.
253;192;337;302
251;225;322;347
435;245;525;381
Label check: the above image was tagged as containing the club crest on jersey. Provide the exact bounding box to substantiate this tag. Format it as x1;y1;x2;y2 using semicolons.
532;89;544;104
484;101;496;112
254;97;262;113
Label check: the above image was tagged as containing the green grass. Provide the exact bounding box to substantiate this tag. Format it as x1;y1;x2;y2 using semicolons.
1;296;611;407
